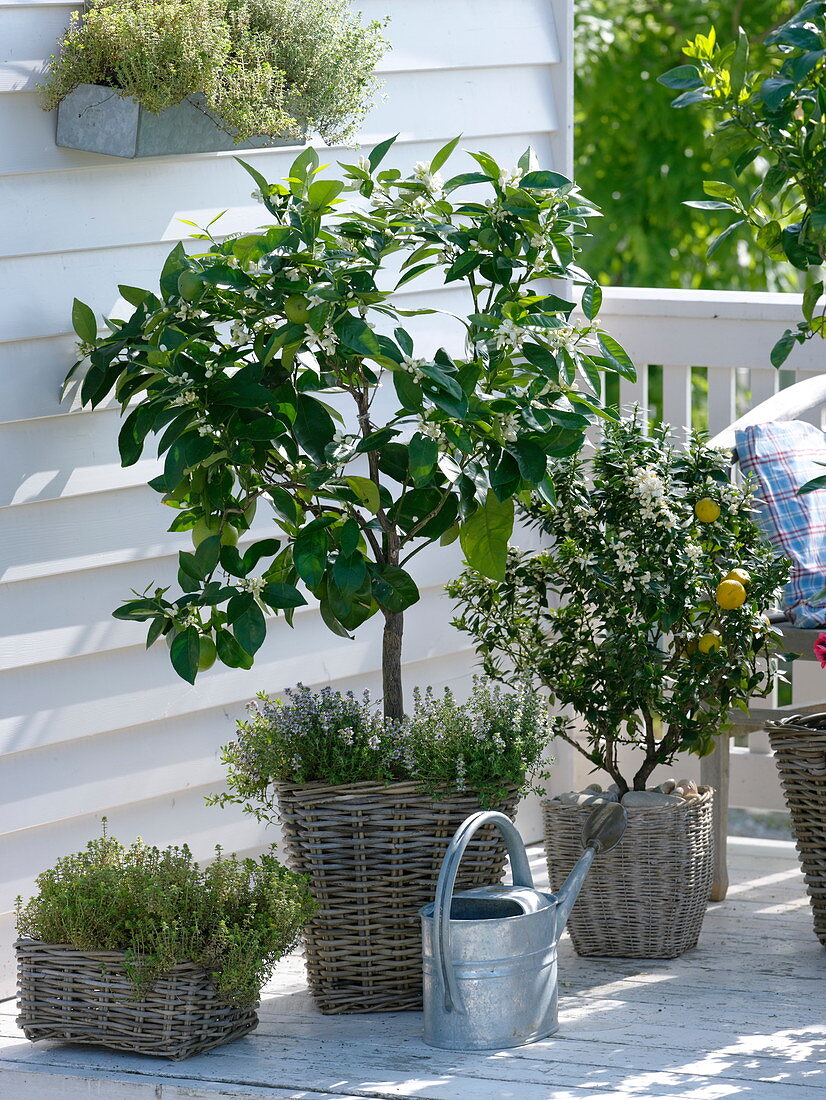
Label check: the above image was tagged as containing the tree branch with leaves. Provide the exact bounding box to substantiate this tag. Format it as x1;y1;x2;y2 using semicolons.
68;138;632;717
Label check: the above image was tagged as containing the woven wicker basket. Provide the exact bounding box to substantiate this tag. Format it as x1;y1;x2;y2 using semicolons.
542;787;714;958
766;712;826;947
275;780;519;1013
16;939;258;1060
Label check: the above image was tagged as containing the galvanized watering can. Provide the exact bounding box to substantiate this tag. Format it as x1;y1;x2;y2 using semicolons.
420;803;627;1050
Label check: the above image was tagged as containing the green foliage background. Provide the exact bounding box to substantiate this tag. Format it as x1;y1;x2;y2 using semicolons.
575;0;800;290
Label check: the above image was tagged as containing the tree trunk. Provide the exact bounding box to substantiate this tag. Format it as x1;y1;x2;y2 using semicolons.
382;611;405;720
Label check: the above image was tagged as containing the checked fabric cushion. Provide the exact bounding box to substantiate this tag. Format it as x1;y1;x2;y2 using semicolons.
736;420;826;628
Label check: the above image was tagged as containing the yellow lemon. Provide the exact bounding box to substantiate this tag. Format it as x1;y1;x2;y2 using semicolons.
284;295;311;325
198;636;218;671
724;568;751;587
716;579;747;610
694;498;721;523
698;631;721;654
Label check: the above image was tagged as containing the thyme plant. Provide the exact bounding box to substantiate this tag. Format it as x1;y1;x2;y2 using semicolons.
16;833;316;1005
41;0;388;144
68;139;632;716
210;678;554;815
449;418;790;794
660;1;826;363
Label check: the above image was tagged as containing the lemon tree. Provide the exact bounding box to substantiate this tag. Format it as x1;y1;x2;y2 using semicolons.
449;416;790;794
67;140;631;715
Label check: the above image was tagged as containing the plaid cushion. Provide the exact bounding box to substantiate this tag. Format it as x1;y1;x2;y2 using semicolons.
736;420;826;628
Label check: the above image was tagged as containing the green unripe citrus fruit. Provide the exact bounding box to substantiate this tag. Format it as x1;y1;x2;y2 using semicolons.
285;295;311;324
198;636;217;671
192;518;238;547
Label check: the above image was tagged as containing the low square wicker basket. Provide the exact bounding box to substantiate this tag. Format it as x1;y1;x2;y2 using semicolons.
16;939;258;1060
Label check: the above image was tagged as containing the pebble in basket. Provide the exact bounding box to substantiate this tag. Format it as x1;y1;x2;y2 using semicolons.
449;415;791;958
15;830;316;1059
210;677;553;1013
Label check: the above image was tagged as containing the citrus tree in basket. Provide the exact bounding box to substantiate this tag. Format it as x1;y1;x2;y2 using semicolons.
67;138;633;717
449;416;791;793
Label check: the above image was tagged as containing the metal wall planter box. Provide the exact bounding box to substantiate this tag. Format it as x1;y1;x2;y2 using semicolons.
56;83;303;158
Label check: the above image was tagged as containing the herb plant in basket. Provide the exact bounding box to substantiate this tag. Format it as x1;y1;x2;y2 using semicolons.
211;677;553;1013
15;832;316;1059
449;416;790;958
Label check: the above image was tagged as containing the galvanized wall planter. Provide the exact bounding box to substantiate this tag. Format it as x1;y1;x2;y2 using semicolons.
55;83;304;158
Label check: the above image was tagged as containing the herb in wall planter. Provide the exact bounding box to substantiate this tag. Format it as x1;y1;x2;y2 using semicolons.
42;0;388;158
67;139;633;715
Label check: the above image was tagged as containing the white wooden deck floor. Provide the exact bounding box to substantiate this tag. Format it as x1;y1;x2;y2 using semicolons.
1;837;824;1100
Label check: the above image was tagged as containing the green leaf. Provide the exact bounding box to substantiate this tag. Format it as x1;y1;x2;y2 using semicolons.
112;599;161;622
445;252;480;282
72;299;97;343
335;315;381;357
657;65;704;91
368;134;398;172
730;28;749;97
759;77;795;111
370;564;420;613
408;433;438;486
229;593;267;654
287;146;320;194
118;284;151;307
597;333;637;381
261;582;307;609
293;521;329;588
491;450;520;501
771;330;798;368
333;551;368;595
707;219;745;258
683;199;738;211
242;538;281;574
703;180;738;201
443;171;494;193
803;281;824;323
582;283;602;322
216;627;254;669
671;87;712;108
459;492;514;581
170;626;201;684
345;475;381;513
194;534;221;577
308;179;345;210
511;439;547;483
520;170;571;190
430;135;461;172
293;395;335;464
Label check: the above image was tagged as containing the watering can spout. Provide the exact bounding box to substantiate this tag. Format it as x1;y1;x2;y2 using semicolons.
555;802;627;931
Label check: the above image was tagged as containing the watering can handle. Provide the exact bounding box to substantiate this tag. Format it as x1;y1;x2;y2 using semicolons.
432;810;533;1015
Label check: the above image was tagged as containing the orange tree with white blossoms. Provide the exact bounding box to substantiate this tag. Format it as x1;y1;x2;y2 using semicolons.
66;138;634;717
449;417;791;794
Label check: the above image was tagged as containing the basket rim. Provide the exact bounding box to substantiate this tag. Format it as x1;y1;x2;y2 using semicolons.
274;778;520;799
15;938;215;977
766;712;826;733
540;785;713;813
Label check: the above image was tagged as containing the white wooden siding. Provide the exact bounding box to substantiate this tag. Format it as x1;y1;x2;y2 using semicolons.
0;0;573;996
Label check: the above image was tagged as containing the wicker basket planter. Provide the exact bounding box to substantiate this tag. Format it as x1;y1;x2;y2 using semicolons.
16;939;258;1060
542;787;714;958
275;780;519;1013
766;713;826;946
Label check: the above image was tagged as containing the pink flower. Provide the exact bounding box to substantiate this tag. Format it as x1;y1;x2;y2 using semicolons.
814;633;826;668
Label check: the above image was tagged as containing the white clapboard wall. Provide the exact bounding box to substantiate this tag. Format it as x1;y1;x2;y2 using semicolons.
0;0;574;995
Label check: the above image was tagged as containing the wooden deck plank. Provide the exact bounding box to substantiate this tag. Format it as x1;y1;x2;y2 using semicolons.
0;837;823;1099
